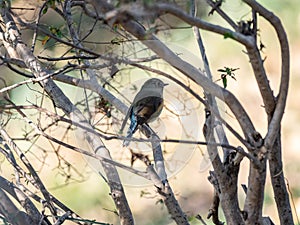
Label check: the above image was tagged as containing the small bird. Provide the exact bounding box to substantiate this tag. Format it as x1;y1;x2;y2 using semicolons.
120;78;168;147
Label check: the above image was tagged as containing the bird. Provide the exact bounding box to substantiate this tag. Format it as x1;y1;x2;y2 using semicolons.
120;78;168;147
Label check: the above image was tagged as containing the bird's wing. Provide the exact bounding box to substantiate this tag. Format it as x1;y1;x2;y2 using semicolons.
133;96;163;123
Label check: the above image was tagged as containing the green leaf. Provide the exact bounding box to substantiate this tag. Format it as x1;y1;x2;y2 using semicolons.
42;6;48;15
222;76;227;88
49;26;62;37
224;32;234;39
56;29;62;38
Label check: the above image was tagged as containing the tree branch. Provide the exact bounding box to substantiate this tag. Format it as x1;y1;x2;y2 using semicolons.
243;160;267;224
0;188;32;225
89;1;262;149
205;0;238;30
190;0;232;161
0;176;47;225
243;0;290;149
0;3;133;224
242;1;292;224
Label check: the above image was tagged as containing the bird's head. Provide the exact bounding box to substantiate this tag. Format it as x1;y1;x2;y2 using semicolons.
142;78;168;90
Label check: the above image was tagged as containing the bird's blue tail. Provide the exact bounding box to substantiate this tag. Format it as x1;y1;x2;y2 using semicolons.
123;114;138;147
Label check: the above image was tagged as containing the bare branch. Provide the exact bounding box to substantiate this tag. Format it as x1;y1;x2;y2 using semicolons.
0;65;75;93
89;0;262;149
0;176;46;225
190;0;232;161
243;161;267;224
205;0;238;30
0;188;32;225
0;3;133;224
242;1;292;224
207;191;224;225
0;1;293;224
0;126;58;218
243;0;290;149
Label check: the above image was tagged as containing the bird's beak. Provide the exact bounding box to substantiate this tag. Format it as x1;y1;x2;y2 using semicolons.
164;83;169;86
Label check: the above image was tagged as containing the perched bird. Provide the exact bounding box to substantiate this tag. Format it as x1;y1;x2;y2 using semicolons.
120;78;168;147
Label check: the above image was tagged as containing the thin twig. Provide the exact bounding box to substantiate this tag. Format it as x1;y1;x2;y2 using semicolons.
205;0;238;30
31;1;47;52
0;65;75;93
195;214;208;225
